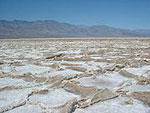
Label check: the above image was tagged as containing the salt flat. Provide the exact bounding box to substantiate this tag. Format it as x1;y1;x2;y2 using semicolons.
0;38;150;113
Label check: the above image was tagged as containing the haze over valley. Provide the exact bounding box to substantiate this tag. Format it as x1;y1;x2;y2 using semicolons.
0;20;150;39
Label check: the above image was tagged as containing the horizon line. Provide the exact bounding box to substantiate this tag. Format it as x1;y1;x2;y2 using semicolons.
0;19;149;30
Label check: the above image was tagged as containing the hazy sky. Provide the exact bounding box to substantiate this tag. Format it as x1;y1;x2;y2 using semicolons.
0;0;150;29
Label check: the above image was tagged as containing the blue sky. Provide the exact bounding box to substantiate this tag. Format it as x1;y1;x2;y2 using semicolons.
0;0;150;29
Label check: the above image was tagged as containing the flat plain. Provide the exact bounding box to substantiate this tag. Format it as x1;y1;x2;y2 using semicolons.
0;38;150;113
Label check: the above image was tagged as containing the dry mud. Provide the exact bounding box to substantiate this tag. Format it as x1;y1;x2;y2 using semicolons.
0;38;150;113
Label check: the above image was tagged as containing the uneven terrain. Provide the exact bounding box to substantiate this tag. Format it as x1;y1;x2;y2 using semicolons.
0;38;150;113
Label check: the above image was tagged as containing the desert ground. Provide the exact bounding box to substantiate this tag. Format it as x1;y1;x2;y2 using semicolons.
0;38;150;113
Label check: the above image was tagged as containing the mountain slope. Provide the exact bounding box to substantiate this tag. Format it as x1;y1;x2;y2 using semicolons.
0;20;150;39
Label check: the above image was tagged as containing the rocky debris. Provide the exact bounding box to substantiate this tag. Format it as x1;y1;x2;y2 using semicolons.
31;89;49;95
77;88;118;108
54;57;75;61
139;60;150;65
0;73;65;87
46;76;65;88
103;64;116;72
31;102;52;113
95;58;107;62
57;98;78;113
143;59;149;62
141;55;150;59
102;64;125;72
95;58;115;63
45;53;65;59
62;81;118;108
63;81;99;97
114;58;127;64
16;74;47;83
81;55;92;60
66;67;87;72
119;70;137;78
130;91;150;104
116;80;136;92
0;73;5;78
10;61;24;66
51;63;60;68
115;64;125;69
50;63;65;71
114;58;149;68
0;62;4;65
61;63;81;66
74;71;99;79
50;80;65;88
65;74;79;80
47;76;65;84
90;88;118;105
77;98;90;108
136;77;150;85
0;86;23;92
123;98;133;105
54;57;92;61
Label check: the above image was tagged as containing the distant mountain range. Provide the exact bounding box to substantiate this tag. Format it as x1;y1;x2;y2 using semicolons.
0;20;150;39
